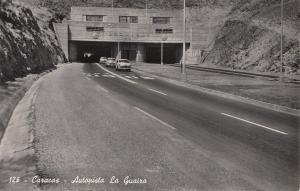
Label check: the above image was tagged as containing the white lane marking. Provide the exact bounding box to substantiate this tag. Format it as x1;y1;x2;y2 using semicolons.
131;76;139;79
96;85;109;93
125;76;132;79
96;63;137;84
221;113;288;135
85;77;91;81
102;74;116;78
134;107;176;130
148;88;167;96
141;76;155;80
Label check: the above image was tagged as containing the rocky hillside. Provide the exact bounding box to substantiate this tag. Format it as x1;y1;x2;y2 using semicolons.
0;0;65;83
203;0;300;74
36;0;235;19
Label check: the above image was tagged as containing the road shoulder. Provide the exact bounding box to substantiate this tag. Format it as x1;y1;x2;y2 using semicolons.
0;69;55;191
132;67;299;117
0;75;38;143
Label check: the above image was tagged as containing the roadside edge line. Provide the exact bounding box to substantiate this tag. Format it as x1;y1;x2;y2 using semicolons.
96;85;109;93
134;107;176;130
221;113;288;135
148;88;167;96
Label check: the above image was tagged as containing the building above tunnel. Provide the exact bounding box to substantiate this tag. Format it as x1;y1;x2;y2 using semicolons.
54;6;207;64
69;7;190;42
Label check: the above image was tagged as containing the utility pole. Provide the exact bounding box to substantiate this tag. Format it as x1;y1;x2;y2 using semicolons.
280;0;284;80
161;35;167;65
190;26;192;50
161;40;164;65
146;0;148;18
182;0;186;75
118;27;120;59
112;0;120;59
111;0;114;17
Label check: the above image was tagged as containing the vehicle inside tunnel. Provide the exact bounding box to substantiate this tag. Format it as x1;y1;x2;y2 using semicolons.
145;43;183;64
70;41;115;63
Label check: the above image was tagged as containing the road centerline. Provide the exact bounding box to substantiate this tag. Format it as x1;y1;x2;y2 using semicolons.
221;113;288;135
134;107;176;130
148;88;168;96
96;85;109;93
95;63;137;84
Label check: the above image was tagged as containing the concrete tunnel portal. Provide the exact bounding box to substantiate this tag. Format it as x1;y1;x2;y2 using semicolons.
69;41;185;64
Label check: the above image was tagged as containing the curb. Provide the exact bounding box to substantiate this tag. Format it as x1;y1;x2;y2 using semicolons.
0;73;48;191
0;75;39;143
132;68;300;117
172;64;300;82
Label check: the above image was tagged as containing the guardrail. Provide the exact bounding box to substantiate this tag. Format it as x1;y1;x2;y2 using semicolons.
171;64;300;84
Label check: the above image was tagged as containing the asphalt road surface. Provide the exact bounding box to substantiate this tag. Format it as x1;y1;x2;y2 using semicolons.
33;62;299;191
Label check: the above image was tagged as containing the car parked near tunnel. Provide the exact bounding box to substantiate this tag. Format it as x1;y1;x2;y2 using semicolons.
105;58;116;67
116;59;131;72
99;57;107;64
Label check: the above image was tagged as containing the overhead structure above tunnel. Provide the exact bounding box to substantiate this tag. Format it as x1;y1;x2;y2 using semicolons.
54;6;206;64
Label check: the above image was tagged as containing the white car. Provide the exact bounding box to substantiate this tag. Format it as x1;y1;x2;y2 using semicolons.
105;58;116;67
116;59;131;71
99;57;107;64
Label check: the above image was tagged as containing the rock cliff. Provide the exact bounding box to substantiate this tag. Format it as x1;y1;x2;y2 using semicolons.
203;0;300;74
0;0;65;82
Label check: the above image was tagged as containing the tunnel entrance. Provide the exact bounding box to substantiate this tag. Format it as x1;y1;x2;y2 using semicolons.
145;43;182;64
70;41;115;63
69;41;186;64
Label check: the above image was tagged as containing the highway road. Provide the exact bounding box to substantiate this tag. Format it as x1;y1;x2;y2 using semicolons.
32;62;299;191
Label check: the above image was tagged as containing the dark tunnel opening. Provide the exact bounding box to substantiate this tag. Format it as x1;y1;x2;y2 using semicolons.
145;43;182;64
69;41;186;64
70;41;115;63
